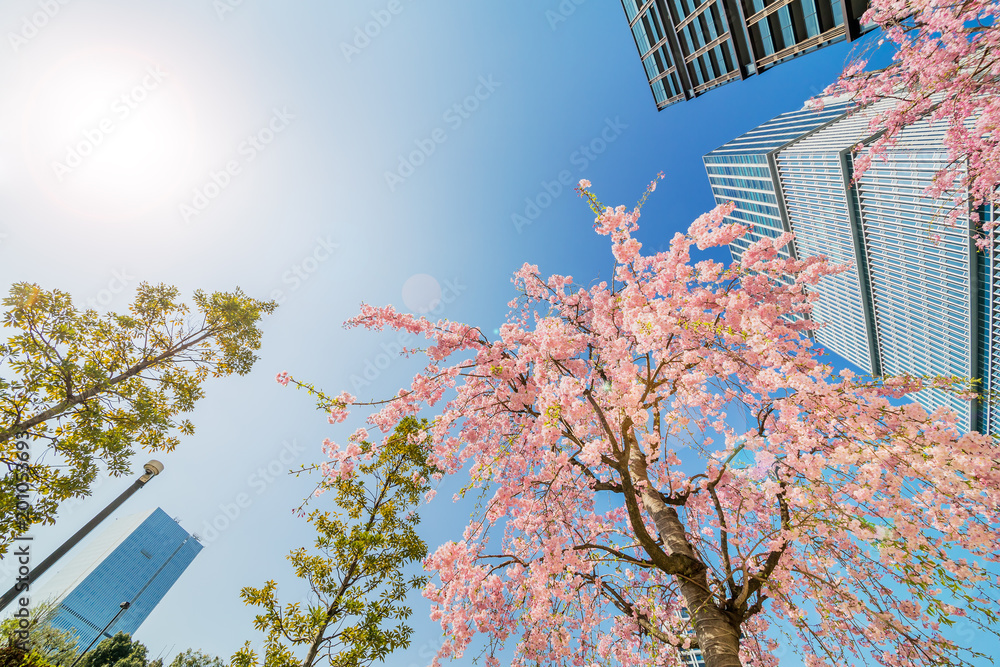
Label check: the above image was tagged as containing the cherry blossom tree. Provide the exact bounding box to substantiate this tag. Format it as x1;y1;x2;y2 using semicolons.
818;0;999;231
285;179;1000;667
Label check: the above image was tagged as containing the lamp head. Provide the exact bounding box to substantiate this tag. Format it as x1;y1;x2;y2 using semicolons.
143;460;164;476
139;460;164;483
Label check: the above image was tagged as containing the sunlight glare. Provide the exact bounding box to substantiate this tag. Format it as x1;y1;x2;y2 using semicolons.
22;48;196;222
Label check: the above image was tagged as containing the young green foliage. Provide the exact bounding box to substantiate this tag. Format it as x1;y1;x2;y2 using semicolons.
167;648;227;667
233;412;438;667
0;645;53;667
0;599;79;665
76;632;162;667
0;282;276;554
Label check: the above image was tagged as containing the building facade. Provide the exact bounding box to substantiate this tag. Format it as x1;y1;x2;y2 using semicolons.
31;508;202;649
622;0;870;109
677;608;707;666
704;99;997;434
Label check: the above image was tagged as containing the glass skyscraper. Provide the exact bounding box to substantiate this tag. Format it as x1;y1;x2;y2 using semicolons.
705;99;997;434
31;508;202;649
621;0;871;109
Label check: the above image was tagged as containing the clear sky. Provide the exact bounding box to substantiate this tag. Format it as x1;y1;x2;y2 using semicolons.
3;1;989;666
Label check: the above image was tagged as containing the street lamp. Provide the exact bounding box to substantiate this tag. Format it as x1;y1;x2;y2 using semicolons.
69;601;130;667
0;461;163;612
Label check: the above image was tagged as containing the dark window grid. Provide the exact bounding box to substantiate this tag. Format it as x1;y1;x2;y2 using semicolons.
644;52;667;79
706;166;772;178
777;5;796;46
674;0;718;30
633;12;666;53
632;5;669;53
686;47;739;91
710;175;775;189
648;41;675;68
628;0;662;26
697;5;722;42
624;0;656;23
801;0;822;36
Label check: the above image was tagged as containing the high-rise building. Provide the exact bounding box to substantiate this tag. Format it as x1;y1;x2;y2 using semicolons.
704;99;997;434
31;508;202;649
677;608;707;666
621;0;871;110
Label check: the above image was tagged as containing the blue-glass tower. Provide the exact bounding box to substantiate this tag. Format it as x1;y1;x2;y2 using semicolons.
705;99;998;434
31;508;202;649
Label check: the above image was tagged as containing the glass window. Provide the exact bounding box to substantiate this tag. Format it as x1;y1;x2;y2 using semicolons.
777;6;795;47
801;0;821;37
652;79;669;105
623;0;643;22
755;19;775;56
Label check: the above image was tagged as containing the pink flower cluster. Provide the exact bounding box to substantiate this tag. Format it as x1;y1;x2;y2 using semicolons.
326;391;356;424
819;0;1000;239
320;437;363;480
302;179;1000;667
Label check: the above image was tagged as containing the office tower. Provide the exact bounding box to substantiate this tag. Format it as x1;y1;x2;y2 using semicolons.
704;98;997;434
681;646;707;666
622;0;871;109
702;97;851;263
677;608;707;666
30;508;202;649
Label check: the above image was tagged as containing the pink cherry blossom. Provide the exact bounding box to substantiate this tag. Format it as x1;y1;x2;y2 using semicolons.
817;0;1000;238
295;181;1000;667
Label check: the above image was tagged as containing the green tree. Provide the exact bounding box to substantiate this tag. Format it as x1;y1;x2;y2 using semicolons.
167;649;226;667
0;599;78;665
0;645;52;666
77;632;161;667
0;282;276;553
232;404;438;667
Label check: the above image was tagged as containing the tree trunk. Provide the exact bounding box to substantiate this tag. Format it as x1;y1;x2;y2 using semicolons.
629;447;743;667
656;504;742;667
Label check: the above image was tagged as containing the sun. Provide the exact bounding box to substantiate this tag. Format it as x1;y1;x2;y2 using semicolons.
22;47;197;222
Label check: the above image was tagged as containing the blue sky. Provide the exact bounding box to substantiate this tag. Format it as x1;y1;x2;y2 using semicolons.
4;1;988;665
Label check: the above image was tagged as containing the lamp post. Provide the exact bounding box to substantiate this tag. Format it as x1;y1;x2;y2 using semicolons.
0;461;164;612
69;601;130;667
